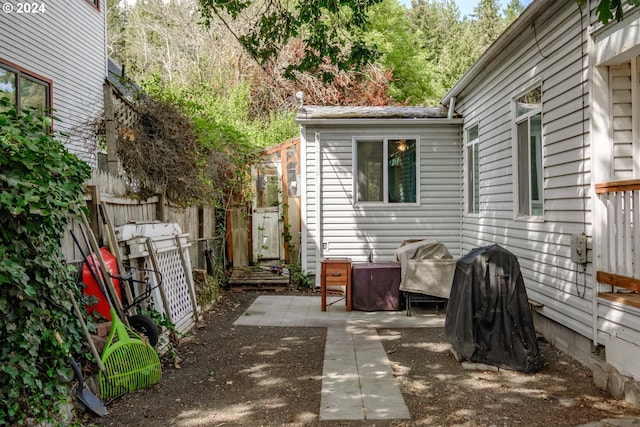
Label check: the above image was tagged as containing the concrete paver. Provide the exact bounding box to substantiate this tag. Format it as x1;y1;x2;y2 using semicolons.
234;295;443;420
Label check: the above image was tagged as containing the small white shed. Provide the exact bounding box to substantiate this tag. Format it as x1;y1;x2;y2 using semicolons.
296;106;464;287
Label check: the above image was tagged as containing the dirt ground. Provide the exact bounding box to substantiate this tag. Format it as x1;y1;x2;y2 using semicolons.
92;289;640;427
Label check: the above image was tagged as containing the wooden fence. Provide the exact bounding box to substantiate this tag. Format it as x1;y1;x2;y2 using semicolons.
62;169;222;273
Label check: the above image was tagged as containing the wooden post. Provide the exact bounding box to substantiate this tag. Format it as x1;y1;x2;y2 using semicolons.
157;192;168;222
103;83;119;176
85;184;102;246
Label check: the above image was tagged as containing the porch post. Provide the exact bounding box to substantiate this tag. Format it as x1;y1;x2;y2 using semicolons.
590;60;611;346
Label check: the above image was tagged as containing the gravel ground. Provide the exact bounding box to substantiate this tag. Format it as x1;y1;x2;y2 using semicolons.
91;289;640;427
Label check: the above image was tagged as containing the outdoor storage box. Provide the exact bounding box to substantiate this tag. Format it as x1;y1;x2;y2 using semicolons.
351;262;402;311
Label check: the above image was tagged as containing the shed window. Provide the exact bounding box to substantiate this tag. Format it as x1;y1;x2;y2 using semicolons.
466;125;480;214
355;138;417;204
0;61;50;116
514;86;543;218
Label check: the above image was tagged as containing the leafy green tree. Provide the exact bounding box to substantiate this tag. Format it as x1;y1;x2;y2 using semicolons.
436;22;479;96
408;0;461;64
198;0;383;81
504;0;524;24
470;0;503;49
107;0;130;65
365;0;436;104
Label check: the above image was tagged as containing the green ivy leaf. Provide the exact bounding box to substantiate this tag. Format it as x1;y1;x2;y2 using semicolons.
0;102;90;424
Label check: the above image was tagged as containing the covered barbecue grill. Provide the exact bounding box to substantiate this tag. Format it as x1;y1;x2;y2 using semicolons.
444;244;541;373
394;240;457;315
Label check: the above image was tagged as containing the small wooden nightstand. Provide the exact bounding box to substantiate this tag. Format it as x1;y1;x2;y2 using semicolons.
321;258;352;311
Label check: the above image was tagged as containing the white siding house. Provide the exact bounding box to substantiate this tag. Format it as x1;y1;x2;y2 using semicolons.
0;0;107;166
298;0;640;403
441;0;640;400
296;106;463;287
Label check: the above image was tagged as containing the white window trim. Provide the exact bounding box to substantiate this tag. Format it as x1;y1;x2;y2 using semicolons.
352;136;420;206
512;83;544;221
465;122;480;216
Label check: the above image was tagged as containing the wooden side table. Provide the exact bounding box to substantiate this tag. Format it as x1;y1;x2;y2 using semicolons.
321;258;352;311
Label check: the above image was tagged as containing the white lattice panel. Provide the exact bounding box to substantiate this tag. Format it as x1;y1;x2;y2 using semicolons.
120;223;198;336
155;249;192;324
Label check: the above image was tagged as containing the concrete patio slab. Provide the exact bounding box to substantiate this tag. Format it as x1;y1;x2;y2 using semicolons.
234;294;444;420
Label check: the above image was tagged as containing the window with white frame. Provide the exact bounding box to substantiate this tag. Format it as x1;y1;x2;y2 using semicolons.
355;138;417;204
0;61;51;116
466;124;479;214
514;86;543;217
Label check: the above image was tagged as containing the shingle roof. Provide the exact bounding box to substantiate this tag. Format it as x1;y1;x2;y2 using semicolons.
296;105;449;120
107;58;141;101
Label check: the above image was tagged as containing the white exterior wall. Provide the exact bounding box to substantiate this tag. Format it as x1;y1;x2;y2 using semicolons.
0;0;107;166
591;8;640;380
454;2;595;339
611;62;635;180
452;0;640;381
299;121;463;280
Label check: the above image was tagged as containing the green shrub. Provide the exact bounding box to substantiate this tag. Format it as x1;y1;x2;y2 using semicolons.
0;98;91;424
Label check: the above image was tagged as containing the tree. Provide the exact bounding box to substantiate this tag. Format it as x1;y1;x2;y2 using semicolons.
436;22;479;95
408;0;461;64
504;0;524;25
107;0;129;65
197;0;383;81
470;0;503;49
364;0;436;104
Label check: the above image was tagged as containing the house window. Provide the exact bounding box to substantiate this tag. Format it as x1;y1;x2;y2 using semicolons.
86;0;99;9
355;138;417;204
514;86;543;217
0;61;51;116
466;124;480;214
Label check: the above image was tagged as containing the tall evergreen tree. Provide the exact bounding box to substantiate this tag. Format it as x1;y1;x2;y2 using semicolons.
504;0;524;25
365;0;436;104
471;0;503;49
407;0;461;63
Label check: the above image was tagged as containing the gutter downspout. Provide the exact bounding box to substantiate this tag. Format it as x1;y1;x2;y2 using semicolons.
447;96;457;119
315;131;323;288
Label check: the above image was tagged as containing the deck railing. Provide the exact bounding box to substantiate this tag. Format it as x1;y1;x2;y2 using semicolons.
595;179;640;307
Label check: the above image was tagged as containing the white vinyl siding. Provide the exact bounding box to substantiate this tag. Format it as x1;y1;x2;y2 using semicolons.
301;122;462;275
454;1;593;342
610;62;634;181
0;0;106;165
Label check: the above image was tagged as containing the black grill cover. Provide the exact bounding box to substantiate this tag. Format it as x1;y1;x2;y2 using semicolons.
444;244;541;373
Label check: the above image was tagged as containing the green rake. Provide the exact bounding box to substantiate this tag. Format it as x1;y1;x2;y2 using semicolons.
78;211;162;400
99;307;162;399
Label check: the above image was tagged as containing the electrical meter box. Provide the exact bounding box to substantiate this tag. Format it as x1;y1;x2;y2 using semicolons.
571;233;587;264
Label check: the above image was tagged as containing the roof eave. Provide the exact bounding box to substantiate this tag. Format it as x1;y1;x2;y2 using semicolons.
295;117;464;126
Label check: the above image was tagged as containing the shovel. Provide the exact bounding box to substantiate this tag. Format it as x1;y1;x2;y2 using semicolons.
54;331;109;417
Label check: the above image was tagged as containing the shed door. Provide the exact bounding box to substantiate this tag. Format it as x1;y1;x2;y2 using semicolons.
252;163;282;262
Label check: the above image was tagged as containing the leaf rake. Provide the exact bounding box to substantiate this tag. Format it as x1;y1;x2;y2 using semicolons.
99;307;162;399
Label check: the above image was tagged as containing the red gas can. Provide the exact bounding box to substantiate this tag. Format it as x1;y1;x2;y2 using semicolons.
81;247;122;321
